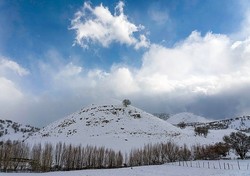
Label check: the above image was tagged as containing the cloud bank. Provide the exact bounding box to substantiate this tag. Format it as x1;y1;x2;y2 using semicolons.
8;30;250;127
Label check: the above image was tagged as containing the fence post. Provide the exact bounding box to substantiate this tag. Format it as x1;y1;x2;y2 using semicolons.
237;161;240;170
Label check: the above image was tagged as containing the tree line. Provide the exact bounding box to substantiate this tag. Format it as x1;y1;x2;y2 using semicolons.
0;141;123;172
0;131;249;172
128;142;191;166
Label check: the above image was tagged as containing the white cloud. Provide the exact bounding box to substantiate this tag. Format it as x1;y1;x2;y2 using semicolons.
104;67;139;96
0;57;29;76
56;62;82;79
70;1;149;49
134;35;150;50
136;31;250;95
0;56;29;122
0;77;23;102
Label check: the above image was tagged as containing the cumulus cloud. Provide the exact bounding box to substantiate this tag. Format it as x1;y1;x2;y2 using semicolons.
137;31;235;94
70;1;149;49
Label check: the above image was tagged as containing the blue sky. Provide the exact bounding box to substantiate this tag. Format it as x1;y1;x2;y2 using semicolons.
1;0;250;127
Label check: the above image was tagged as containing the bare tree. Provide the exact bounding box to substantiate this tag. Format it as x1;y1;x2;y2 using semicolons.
11;141;30;171
31;143;42;171
115;151;123;167
178;144;191;161
2;140;13;172
40;143;53;172
54;142;63;170
223;132;250;159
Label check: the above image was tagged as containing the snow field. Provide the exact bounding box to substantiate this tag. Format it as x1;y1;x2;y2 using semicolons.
1;160;250;176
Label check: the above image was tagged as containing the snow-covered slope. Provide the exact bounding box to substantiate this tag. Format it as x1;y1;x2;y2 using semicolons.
167;112;212;125
25;103;235;152
0;119;39;141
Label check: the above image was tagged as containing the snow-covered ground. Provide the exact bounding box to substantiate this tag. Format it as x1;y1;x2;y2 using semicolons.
1;160;250;176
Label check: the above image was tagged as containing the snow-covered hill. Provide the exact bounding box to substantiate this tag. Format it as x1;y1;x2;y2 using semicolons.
0;119;39;141
167;112;212;125
25;103;235;152
197;116;250;132
26;103;183;151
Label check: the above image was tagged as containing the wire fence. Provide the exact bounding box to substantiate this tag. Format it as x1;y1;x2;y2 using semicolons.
169;160;250;171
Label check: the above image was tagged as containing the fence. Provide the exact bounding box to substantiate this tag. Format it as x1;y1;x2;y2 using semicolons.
169;160;250;171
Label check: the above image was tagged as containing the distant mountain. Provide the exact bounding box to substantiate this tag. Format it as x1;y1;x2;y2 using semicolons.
167;112;212;125
0;119;39;141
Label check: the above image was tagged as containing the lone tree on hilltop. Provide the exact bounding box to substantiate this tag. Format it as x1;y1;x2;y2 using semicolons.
223;131;250;159
123;99;131;107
